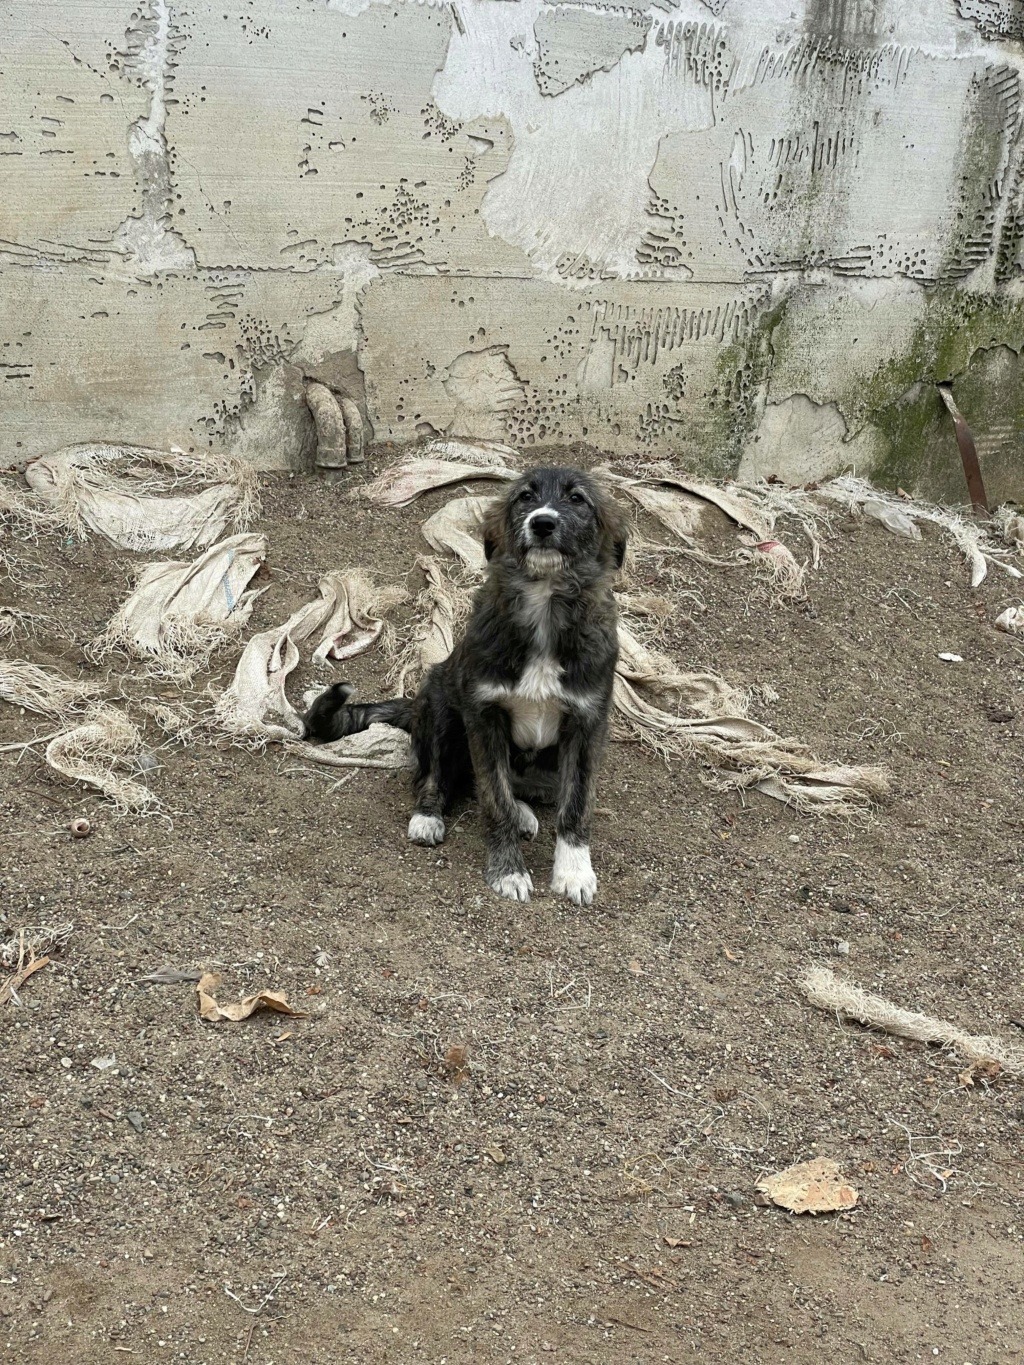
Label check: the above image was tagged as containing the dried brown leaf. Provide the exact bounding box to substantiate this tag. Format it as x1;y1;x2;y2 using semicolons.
196;971;309;1024
959;1058;1001;1088
441;1042;471;1084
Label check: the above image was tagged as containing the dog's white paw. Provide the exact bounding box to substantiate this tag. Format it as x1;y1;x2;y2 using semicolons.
551;838;596;906
515;801;539;840
487;869;534;902
408;813;445;846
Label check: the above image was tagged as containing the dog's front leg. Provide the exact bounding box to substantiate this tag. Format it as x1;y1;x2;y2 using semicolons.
552;710;602;906
466;706;534;903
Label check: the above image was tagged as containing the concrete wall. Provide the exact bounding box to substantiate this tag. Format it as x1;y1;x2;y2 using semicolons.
3;0;1024;499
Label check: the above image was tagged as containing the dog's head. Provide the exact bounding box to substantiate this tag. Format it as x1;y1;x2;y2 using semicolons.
482;466;627;578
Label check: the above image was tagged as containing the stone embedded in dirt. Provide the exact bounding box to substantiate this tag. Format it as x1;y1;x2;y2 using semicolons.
755;1158;858;1215
126;1110;145;1133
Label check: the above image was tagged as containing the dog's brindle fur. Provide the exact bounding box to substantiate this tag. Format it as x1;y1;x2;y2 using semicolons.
303;466;626;904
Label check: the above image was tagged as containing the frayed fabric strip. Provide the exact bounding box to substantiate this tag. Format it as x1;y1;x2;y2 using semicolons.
23;443;259;552
799;966;1024;1076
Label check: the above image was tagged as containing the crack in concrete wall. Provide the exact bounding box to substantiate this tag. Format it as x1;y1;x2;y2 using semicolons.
3;0;1024;496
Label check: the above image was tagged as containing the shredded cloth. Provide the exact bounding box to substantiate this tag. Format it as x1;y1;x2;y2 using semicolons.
422;438;521;469
285;722;413;771
44;704;154;813
421;496;494;573
816;476;1022;588
93;533;268;681
214;570;405;743
22;443;259;552
0;482;61;581
612;625;887;811
0;660;155;810
599;467;812;596
311;569;407;664
800;966;1024;1077
0;922;74;970
391;556;470;696
603;466;1024;595
0;659;102;720
0;608;41;644
359;456;518;508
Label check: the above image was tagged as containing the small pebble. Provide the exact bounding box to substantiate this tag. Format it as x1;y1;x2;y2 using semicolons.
835;940;850;957
126;1110;145;1133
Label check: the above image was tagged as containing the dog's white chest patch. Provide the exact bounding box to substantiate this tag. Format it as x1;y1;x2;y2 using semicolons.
506;655;564;749
475;580;570;749
477;654;565;749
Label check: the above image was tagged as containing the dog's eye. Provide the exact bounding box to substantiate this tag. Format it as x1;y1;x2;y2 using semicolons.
567;490;586;505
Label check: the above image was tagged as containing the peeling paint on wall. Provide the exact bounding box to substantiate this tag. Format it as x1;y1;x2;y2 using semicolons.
169;1;521;273
956;0;1024;44
738;394;886;484
3;0;1024;497
360;275;770;469
114;0;196;272
533;6;653;96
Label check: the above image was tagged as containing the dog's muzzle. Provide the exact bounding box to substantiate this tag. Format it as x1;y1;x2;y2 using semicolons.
525;509;559;546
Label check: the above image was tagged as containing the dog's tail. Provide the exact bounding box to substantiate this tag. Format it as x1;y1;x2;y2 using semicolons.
303;682;416;742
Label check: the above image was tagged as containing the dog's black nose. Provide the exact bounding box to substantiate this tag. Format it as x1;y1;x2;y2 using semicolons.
530;513;558;540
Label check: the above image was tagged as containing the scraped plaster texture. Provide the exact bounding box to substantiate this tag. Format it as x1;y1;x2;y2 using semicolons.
4;0;1024;496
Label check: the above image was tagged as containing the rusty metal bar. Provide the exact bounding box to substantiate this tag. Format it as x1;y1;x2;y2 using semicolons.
937;383;989;515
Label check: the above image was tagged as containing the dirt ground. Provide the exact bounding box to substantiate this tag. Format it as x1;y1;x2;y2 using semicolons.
2;445;1024;1365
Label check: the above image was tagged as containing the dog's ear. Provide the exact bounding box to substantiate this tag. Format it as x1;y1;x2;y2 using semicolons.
482;494;510;562
595;488;628;570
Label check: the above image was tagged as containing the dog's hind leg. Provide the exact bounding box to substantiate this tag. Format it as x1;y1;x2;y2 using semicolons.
511;747;557;836
551;712;604;906
512;766;559;808
407;695;469;847
303;682;414;742
465;706;534;902
514;800;539;840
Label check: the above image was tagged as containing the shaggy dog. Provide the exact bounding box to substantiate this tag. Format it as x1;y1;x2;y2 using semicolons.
303;466;626;905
